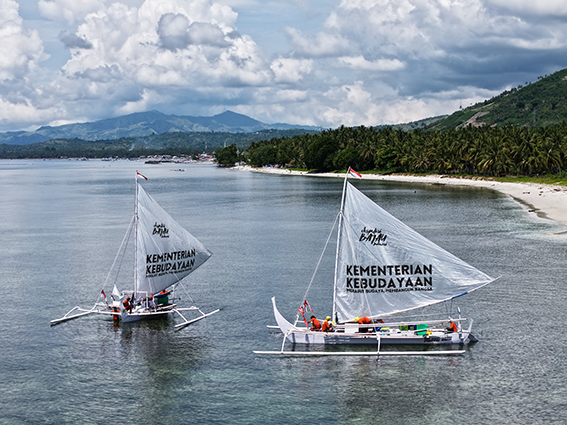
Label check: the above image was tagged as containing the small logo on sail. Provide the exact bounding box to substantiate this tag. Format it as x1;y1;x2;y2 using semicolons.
359;227;387;246
153;222;169;238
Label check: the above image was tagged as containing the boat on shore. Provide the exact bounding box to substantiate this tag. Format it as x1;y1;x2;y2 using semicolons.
257;168;496;356
51;172;219;330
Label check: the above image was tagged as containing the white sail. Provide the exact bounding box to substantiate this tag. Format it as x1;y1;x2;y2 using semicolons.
333;181;494;323
135;184;211;296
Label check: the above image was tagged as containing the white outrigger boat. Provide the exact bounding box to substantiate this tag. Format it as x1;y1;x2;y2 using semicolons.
255;168;496;356
52;172;219;330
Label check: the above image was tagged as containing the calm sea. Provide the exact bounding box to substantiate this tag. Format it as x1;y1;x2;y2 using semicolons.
1;159;566;424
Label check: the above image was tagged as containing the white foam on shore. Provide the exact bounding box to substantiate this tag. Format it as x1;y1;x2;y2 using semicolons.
235;166;567;235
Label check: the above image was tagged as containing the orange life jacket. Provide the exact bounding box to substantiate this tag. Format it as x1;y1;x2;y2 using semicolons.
309;318;321;330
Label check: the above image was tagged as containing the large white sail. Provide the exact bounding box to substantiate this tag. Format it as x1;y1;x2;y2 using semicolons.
333;181;494;323
135;184;211;296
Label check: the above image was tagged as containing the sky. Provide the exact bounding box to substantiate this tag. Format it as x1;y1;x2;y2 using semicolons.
1;0;567;132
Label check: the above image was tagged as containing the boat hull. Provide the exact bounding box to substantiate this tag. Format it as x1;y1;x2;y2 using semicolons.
272;297;471;346
284;330;469;345
119;304;176;323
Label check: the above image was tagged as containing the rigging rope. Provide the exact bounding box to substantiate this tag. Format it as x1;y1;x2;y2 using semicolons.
94;215;135;306
293;211;340;327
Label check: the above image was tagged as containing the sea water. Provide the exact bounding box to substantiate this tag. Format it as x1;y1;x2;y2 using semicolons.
0;159;566;424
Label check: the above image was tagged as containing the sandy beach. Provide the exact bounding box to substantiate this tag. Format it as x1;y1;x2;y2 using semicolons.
236;166;567;233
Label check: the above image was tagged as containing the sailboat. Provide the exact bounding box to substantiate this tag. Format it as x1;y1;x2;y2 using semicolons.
255;168;496;356
51;172;219;330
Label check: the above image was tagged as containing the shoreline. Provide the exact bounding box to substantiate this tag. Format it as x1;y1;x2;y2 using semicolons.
236;166;567;233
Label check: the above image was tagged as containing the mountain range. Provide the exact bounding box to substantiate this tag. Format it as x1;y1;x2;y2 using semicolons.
0;110;319;146
2;67;566;147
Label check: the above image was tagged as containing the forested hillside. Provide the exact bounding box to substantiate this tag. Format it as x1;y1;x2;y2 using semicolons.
428;68;567;130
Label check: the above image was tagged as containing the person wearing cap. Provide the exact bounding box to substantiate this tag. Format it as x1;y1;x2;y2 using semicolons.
321;316;334;332
355;316;372;332
308;315;321;331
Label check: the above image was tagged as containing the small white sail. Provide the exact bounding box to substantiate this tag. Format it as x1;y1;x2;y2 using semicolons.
334;181;494;323
136;184;212;296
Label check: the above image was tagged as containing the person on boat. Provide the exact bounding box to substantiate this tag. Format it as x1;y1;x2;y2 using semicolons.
321;316;333;332
123;296;133;314
308;315;321;331
355;316;372;333
446;321;458;333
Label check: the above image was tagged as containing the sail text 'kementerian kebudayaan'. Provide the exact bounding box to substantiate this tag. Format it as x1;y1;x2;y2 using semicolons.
146;249;196;277
345;264;433;293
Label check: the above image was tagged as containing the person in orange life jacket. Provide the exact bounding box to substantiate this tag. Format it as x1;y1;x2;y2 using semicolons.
123;296;133;313
309;315;321;331
446;321;458;333
321;316;333;332
355;316;372;333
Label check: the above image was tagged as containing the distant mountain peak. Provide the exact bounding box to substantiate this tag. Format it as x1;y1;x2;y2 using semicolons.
212;110;263;127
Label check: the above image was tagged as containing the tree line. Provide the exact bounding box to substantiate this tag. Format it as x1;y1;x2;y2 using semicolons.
220;123;567;177
0;129;318;159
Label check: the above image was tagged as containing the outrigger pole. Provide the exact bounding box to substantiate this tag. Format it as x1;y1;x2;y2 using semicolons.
254;331;465;356
50;307;98;326
173;307;220;331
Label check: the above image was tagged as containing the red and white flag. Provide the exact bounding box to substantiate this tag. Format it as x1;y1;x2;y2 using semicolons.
136;172;147;180
348;168;362;178
101;289;106;299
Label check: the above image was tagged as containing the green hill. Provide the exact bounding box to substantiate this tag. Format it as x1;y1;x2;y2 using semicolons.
427;68;567;131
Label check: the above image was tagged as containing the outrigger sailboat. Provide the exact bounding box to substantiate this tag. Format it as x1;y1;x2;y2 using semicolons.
51;172;219;330
255;168;496;356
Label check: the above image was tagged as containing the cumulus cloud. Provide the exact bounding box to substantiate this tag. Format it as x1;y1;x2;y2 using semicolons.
485;0;567;17
58;30;93;49
270;57;312;83
38;0;105;24
283;0;567;117
157;13;231;51
338;56;404;71
284;27;350;57
187;22;231;47
3;0;567;132
0;0;46;81
157;13;191;50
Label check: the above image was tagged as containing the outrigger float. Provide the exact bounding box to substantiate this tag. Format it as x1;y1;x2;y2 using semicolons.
51;172;219;330
254;168;496;356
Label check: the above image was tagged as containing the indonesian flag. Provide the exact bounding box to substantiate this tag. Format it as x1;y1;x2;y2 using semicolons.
101;289;106;299
136;172;147;180
348;167;362;178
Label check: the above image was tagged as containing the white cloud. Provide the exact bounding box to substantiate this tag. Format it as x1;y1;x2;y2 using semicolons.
270;57;312;83
338;56;404;71
157;13;191;51
58;30;93;49
38;0;106;25
284;27;350;57
485;0;567;17
2;0;567;132
0;0;46;81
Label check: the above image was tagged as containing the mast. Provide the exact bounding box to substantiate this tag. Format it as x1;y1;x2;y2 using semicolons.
134;172;139;299
332;168;349;323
